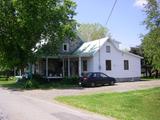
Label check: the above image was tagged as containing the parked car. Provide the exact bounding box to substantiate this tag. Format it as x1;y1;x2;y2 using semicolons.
79;72;116;87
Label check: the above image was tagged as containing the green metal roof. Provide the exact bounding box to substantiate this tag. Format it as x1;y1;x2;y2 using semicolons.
73;37;108;57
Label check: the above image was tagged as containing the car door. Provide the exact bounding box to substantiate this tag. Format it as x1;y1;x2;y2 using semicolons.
100;73;109;84
94;73;101;85
90;73;97;84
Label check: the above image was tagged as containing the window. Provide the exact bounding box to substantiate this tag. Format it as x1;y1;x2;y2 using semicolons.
106;60;111;70
89;73;97;77
82;60;87;71
106;46;110;53
92;73;97;77
124;60;129;70
100;73;108;78
63;43;69;52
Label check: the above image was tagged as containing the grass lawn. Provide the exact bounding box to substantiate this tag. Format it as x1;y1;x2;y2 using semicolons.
0;78;21;88
56;87;160;120
141;77;160;81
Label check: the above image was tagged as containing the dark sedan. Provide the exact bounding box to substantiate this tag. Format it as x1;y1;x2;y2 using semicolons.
79;72;116;87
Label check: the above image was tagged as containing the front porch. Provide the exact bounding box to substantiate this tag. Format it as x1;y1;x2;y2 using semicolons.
35;56;89;78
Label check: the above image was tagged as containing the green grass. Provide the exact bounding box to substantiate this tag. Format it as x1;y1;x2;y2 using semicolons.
141;76;160;81
56;87;160;120
0;78;24;89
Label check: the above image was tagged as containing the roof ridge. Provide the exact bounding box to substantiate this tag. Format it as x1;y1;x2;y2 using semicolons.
83;37;109;43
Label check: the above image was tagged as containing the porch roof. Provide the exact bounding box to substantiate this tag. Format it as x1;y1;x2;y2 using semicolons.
72;37;108;57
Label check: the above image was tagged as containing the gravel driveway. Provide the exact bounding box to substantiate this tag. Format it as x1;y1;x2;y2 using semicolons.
15;80;160;101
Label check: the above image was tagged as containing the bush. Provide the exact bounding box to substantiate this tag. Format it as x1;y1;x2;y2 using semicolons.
16;74;45;89
62;76;79;85
16;75;79;89
24;79;39;89
32;74;47;84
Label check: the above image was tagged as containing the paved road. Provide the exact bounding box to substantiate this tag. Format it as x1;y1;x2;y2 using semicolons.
0;80;160;120
0;107;8;120
0;88;112;120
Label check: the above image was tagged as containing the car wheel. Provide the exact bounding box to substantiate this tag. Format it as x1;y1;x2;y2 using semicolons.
91;82;95;87
109;81;114;86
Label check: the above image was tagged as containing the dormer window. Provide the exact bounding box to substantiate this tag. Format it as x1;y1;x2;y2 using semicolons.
106;46;110;53
63;43;69;52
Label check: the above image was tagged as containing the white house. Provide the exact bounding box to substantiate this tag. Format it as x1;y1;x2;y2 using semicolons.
34;37;142;82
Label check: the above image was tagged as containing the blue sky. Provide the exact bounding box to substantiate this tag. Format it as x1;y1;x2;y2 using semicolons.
73;0;148;49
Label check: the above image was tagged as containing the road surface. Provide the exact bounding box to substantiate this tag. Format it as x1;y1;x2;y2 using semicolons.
0;80;160;120
0;88;112;120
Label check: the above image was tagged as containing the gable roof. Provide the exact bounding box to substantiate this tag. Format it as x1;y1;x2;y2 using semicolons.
109;40;143;59
73;37;142;59
73;37;108;57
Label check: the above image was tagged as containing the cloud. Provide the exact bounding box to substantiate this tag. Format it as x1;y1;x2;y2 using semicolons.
134;0;148;8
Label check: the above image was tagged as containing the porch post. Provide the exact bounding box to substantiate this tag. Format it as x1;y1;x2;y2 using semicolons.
37;61;40;74
46;57;48;78
68;57;70;77
32;64;35;74
62;58;65;77
19;69;22;76
14;67;16;76
79;57;82;77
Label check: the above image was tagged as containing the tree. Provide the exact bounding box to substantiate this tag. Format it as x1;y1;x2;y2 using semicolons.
0;0;77;70
77;23;108;41
130;45;153;77
142;0;160;77
143;0;160;30
142;28;160;69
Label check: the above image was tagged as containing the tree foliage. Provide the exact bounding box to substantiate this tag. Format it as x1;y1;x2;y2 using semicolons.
142;0;160;71
142;28;160;69
77;23;108;41
0;0;77;70
143;0;160;29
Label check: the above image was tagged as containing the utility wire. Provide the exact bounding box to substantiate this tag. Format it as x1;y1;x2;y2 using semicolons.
98;0;118;72
106;0;118;26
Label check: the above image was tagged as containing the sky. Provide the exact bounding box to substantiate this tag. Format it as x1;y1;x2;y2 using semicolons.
73;0;148;49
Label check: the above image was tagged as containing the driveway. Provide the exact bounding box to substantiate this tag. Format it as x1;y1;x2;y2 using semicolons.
0;80;160;120
16;80;160;101
0;88;112;120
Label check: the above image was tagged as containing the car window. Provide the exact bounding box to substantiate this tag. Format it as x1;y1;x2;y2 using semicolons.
92;73;97;77
85;73;92;77
100;73;108;78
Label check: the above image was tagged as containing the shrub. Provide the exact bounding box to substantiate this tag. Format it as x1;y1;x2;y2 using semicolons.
32;74;47;84
62;76;79;85
16;74;44;89
24;79;39;89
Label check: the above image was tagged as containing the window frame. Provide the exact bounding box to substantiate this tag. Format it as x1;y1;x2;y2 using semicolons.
106;60;112;70
63;43;69;52
124;60;129;70
106;46;111;53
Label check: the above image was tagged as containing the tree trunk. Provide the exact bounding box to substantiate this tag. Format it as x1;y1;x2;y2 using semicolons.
149;69;152;77
145;67;148;77
155;70;158;78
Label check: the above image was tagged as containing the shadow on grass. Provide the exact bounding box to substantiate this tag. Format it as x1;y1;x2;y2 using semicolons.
0;79;84;91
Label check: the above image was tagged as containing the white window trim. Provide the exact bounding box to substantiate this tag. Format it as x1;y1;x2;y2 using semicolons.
63;43;69;52
124;60;129;70
106;46;111;53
